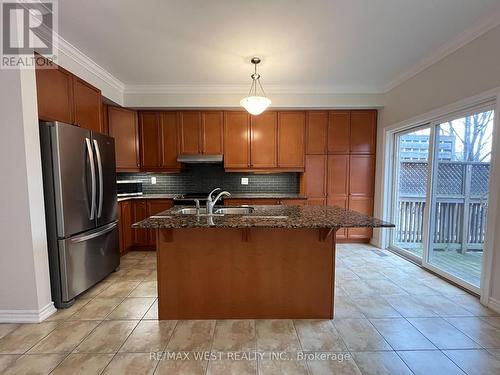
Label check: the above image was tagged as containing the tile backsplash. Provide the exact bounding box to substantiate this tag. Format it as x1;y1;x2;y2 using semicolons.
117;164;300;195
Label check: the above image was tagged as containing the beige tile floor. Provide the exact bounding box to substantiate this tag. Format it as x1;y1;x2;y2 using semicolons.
1;244;500;374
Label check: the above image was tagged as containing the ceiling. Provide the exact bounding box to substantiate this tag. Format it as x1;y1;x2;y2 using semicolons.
58;0;500;94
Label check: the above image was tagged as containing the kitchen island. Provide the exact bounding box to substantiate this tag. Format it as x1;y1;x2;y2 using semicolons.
134;205;392;320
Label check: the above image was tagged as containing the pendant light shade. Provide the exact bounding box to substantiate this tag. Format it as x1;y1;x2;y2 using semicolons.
240;96;272;115
241;57;271;115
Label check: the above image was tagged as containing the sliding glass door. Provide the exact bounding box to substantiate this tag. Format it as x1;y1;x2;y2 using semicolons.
391;106;495;291
427;110;494;288
392;126;431;260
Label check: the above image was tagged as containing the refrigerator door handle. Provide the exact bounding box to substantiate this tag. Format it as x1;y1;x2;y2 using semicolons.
85;138;96;220
93;139;104;219
70;221;117;243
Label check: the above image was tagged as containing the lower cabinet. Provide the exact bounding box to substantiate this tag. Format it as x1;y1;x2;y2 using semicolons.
347;196;374;240
118;198;173;254
224;198;305;206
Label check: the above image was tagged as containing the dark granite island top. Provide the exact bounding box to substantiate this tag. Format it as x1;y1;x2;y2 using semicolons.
139;205;394;320
133;205;393;230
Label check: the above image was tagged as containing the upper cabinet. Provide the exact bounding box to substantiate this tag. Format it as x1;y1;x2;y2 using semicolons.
35;60;103;133
277;112;305;169
178;111;223;155
36;64;73;124
224;112;250;169
202;112;224;154
328;111;350;154
139;111;180;171
224;111;304;171
108;106;139;171
160;112;180;169
139;112;161;169
72;76;102;133
306;111;328;154
350;110;377;154
250;112;277;168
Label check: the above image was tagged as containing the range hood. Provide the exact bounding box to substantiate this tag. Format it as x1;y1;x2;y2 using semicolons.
176;154;223;163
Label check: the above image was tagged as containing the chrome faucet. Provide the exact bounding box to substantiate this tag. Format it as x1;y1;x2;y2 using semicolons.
206;188;231;215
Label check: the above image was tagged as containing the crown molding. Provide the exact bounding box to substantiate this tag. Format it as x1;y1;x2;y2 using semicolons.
55;35;125;93
383;8;500;93
123;83;382;95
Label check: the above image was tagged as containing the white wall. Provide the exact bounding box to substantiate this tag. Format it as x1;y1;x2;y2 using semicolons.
0;67;55;322
373;23;500;307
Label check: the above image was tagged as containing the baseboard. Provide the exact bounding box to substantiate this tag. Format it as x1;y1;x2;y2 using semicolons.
0;302;57;323
488;297;500;314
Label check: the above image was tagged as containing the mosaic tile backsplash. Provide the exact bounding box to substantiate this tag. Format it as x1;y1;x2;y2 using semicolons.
117;164;300;195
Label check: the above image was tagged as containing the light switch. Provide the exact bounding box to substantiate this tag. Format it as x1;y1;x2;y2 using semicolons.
241;177;249;185
151;176;157;184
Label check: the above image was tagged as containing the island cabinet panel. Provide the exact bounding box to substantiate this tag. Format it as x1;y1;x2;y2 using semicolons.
278;112;306;169
202;111;224;154
224;112;250;169
306;111;328;154
178;111;202;154
139;112;161;169
36;64;74;124
304;155;327;199
73;76;102;132
108;106;139;171
160;112;180;169
350;110;377;154
250;112;277;168
328;111;350;154
157;228;335;319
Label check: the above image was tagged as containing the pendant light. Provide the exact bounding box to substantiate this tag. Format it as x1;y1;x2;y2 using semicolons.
240;57;271;115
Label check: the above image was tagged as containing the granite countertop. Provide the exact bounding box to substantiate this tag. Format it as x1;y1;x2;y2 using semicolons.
133;205;394;229
117;194;180;202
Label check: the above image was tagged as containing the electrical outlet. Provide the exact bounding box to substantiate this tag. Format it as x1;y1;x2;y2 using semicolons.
151;176;157;184
241;177;249;185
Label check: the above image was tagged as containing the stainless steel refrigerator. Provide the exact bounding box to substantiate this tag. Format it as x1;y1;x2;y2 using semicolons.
39;121;119;308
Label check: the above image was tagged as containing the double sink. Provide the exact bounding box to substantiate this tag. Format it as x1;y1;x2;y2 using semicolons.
169;206;288;220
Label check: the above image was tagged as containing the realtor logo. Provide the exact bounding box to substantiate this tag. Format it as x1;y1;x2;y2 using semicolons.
1;0;58;68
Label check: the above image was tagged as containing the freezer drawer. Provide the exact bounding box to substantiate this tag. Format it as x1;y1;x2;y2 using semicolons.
58;222;119;302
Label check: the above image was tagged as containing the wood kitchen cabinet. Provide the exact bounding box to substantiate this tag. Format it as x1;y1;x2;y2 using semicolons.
108;106;140;171
178;111;223;155
327;155;349;196
224;112;250;169
118;200;133;255
160;112;180;169
350;110;377;154
132;200;150;247
306;111;328;154
224;199;280;206
72;76;102;132
278;112;305;169
347;196;374;239
349;155;375;196
202;112;224;154
36;59;103;132
147;199;174;245
328;111;350;154
250;112;277;168
138;111;181;172
139;112;161;169
303;155;327;199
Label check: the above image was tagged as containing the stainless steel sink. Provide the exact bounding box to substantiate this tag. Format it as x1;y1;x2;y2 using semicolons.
214;207;255;215
176;208;209;215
